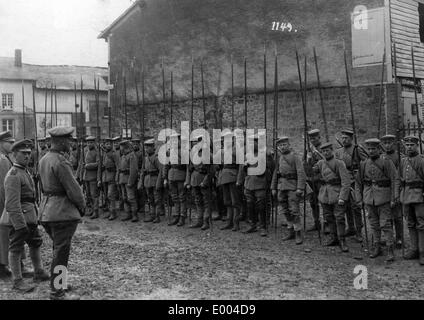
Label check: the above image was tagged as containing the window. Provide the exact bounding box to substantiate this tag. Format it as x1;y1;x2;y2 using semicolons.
2;94;13;109
419;3;424;43
412;103;417;116
2;119;14;132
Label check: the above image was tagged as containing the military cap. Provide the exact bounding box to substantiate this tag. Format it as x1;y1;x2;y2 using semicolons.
341;129;354;137
380;134;396;141
38;137;46;142
48;126;74;138
104;137;113;142
112;136;121;142
308;129;320;137
321;142;333;150
119;140;131;147
403;135;419;144
11;139;33;152
365;138;381;147
132;138;141;143
144;138;155;145
85;136;96;142
170;132;181;138
142;135;154;141
0;131;14;143
276;136;289;143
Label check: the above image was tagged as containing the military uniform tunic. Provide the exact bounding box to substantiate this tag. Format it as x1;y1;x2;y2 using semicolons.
0;152;13;265
119;150;138;213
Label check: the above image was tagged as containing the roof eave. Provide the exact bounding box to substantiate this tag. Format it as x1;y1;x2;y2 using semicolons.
98;0;145;39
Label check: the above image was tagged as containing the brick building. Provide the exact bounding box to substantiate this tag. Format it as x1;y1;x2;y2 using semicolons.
0;49;109;139
98;0;424;149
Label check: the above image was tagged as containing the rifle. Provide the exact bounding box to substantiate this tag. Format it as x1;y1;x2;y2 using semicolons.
189;57;194;225
231;56;235;130
123;72;128;138
44;84;48;137
393;42;405;256
263;45;271;234
54;84;58;126
161;60;171;219
344;50;369;251
411;46;423;153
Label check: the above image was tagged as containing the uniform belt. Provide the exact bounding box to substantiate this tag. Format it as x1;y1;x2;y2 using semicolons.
43;191;67;197
194;168;208;174
363;179;391;187
147;170;159;176
171;164;185;170
402;181;424;188
20;197;35;204
279;173;297;180
119;169;130;174
324;179;341;186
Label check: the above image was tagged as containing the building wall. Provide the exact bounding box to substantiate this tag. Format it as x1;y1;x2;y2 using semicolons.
0;79;108;139
108;0;385;105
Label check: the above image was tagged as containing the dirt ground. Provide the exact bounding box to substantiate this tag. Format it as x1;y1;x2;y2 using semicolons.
1;207;423;300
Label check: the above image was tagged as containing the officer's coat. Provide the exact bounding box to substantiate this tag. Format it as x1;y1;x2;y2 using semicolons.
0;152;13;217
271;151;306;191
99;149;119;183
83;148;99;182
38;150;85;222
399;153;424;204
118;151;138;185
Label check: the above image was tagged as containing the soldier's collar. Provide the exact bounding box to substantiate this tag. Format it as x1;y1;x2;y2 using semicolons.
325;155;335;161
386;150;395;155
13;163;26;170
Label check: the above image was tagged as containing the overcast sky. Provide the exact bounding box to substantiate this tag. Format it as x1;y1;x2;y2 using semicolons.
0;0;132;67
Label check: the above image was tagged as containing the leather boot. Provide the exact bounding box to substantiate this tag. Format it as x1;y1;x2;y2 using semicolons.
12;279;35;293
90;210;99;219
282;228;295;241
190;217;203;228
121;211;132;221
394;218;403;249
354;230;363;243
168;216;180;226
243;223;257;233
295;230;303;245
404;228;419;260
29;247;49;282
153;215;161;223
323;234;339;246
50;290;80;300
0;264;11;279
345;227;356;237
220;208;234;230
323;221;330;235
177;216;186;227
131;211;139;222
232;208;241;231
108;210;117;221
385;245;395;263
201;218;210;230
418;231;424;265
143;215;154;223
369;243;382;258
307;220;320;232
339;237;349;252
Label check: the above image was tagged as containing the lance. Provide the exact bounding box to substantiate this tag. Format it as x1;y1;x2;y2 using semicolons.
263;45;271;233
50;83;53;130
21;80;26;138
393;43;405;255
313;47;329;142
112;75;118;137
170;71;173;131
54;84;58;126
123;72;128;138
411;46;423;153
344;49;369;251
272;50;278;231
74;81;78;138
80;77;84;138
94;77;100;140
189;58;194;226
244;58;248;129
44;84;48;137
141;67;145;150
231;56;235;129
31;81;40;204
162;59;167;129
134;66;142;138
377;48;386;138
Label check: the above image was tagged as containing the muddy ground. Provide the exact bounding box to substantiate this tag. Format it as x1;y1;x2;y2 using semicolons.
0;207;423;300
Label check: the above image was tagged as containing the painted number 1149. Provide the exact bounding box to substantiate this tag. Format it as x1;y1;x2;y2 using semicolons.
271;22;297;32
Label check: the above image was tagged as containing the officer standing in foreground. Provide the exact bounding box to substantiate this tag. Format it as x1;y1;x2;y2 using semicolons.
0;131;16;279
316;142;351;252
381;134;404;248
0;139;49;292
271;136;306;244
38;126;85;300
400;136;424;265
355;138;399;261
